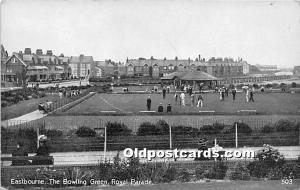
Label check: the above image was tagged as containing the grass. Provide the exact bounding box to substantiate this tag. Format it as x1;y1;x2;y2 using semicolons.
1;94;61;120
66;92;300;114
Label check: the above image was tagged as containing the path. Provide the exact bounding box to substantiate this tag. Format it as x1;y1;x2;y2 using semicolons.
1;146;299;166
1;110;46;127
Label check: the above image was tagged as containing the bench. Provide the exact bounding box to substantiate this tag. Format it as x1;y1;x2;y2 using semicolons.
237;110;257;114
1;156;54;166
139;111;156;113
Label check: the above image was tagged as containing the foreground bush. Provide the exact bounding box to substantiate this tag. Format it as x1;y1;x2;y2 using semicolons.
223;122;252;134
205;161;228;179
172;125;199;136
200;122;225;135
137;120;169;136
247;144;285;179
75;126;96;137
137;122;159;136
177;168;191;182
106;122;132;136
195;165;209;179
261;123;273;133
225;162;250;180
275;119;297;132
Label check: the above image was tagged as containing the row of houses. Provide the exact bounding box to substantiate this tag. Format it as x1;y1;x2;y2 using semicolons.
1;46;98;87
125;56;250;78
6;45;296;88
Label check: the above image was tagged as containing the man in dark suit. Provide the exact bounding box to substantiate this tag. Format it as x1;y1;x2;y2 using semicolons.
146;96;151;111
158;103;164;113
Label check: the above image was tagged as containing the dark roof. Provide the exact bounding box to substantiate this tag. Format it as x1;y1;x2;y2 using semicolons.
161;70;218;81
4;53;27;66
126;58;247;67
70;55;94;63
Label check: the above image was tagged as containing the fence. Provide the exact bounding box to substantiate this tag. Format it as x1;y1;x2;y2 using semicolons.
36;115;300;133
1;116;300;154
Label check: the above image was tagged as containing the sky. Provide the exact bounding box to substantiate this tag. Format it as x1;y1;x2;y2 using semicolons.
1;0;300;68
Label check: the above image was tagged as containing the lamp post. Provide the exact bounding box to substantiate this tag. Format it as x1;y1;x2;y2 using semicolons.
235;122;238;148
235;120;242;148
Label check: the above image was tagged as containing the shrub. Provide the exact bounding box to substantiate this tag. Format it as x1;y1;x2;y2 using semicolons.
156;120;169;135
200;122;225;135
172;125;199;136
17;95;24;101
261;123;273;133
247;160;269;178
139;163;177;183
6;96;14;102
195;165;208;179
248;144;285;179
225;162;250;180
137;120;170;136
275;119;296;132
272;83;279;88
32;94;38;99
75;126;96;137
106;122;132;136
137;122;158;136
46;129;63;138
162;166;177;183
17;128;36;139
205;161;228;179
279;83;286;88
223;122;252;134
39;92;46;98
266;84;272;88
177;168;191;182
1;101;8;107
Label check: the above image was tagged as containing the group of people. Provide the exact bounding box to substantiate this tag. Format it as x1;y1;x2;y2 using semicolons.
217;86;255;103
218;87;237;101
174;92;204;107
147;96;172;113
145;82;260;114
11;135;52;166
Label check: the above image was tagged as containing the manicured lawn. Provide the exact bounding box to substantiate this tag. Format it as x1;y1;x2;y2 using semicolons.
66;92;300;114
47;179;300;190
1;94;61;120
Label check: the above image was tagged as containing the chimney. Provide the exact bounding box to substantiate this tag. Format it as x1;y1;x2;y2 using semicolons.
46;50;53;56
36;49;43;55
198;54;201;61
79;54;84;61
24;48;31;54
18;51;23;59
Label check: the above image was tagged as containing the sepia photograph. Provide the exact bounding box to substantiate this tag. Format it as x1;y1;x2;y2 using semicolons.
1;0;300;189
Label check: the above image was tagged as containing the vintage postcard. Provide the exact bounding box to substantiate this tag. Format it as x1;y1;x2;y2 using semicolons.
1;0;300;189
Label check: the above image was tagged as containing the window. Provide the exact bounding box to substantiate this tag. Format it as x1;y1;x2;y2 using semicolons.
11;58;17;63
